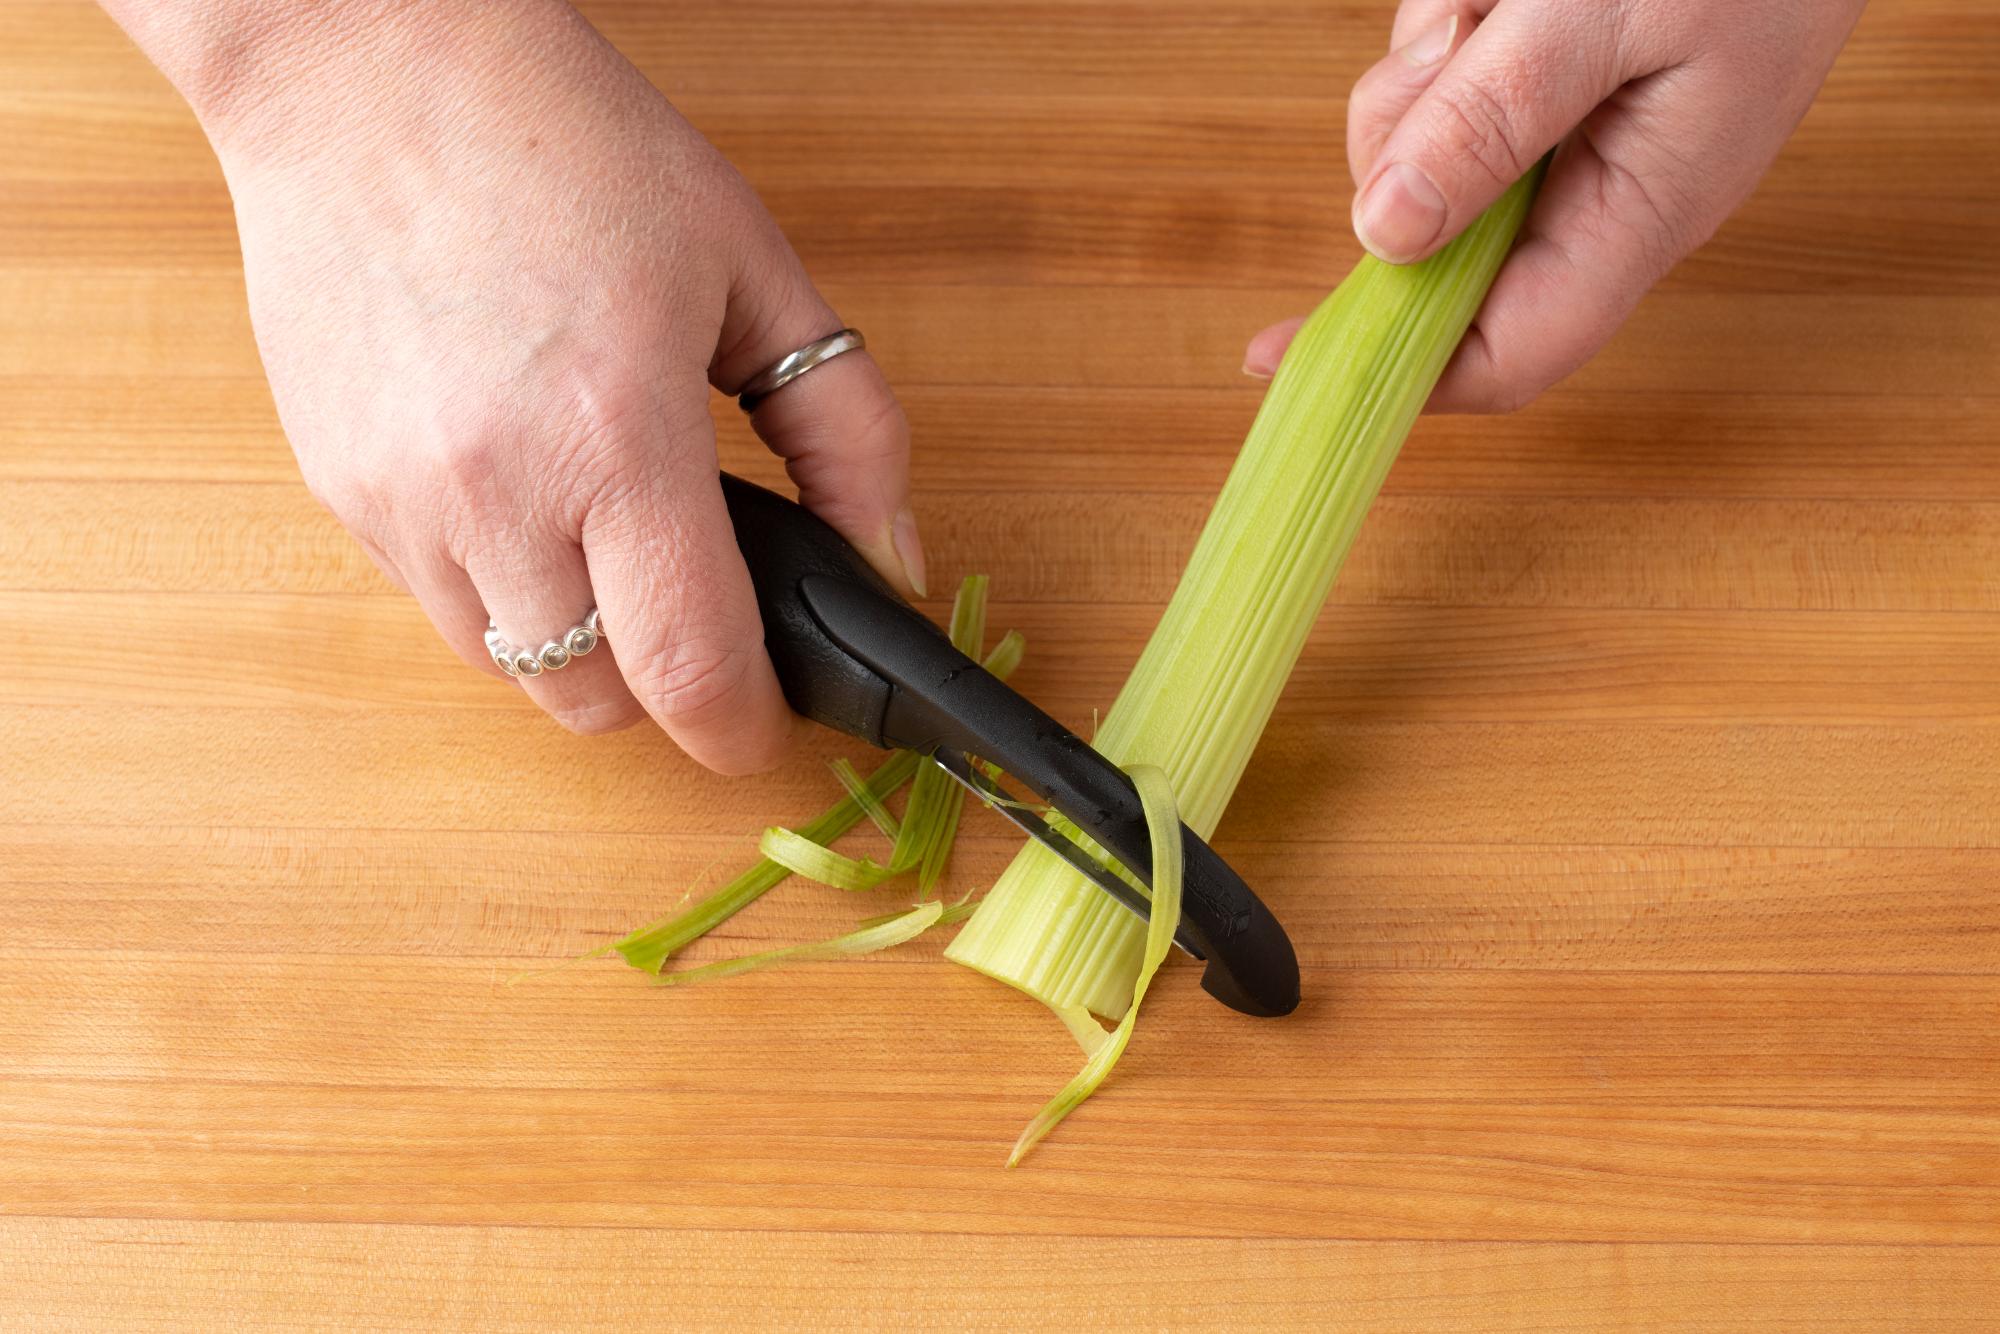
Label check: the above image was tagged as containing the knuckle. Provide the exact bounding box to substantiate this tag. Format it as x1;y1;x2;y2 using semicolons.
633;638;757;729
549;380;694;517
1465;375;1539;416
850;393;911;461
1494;349;1572;413
294;445;361;516
302;465;380;531
435;434;503;502
1462;336;1551;416
1493;379;1543;415
565;426;655;512
1584;146;1702;284
1430;80;1532;187
545;695;646;737
560;377;658;455
786;393;910;478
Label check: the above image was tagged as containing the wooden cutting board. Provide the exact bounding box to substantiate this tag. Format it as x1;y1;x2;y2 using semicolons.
5;0;1998;1326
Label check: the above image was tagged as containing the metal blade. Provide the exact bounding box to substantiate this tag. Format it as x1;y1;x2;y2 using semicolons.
929;747;1202;960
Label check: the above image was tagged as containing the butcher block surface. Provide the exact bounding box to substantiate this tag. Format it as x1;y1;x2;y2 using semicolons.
5;0;2000;1326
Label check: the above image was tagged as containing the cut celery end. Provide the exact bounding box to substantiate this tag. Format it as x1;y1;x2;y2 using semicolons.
946;841;1145;1019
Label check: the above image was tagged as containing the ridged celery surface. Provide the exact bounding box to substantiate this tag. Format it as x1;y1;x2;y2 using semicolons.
946;166;1544;1019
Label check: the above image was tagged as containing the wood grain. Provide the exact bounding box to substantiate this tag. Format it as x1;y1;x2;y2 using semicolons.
5;0;1998;1326
11;377;2000;502
11;481;2000;611
8;823;2000;972
9;1222;1998;1333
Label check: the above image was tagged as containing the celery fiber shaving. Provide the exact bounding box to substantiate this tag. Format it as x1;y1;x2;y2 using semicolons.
947;166;1545;1021
1008;764;1183;1166
612;749;918;974
652;902;945;988
860;886;983;931
611;619;1022;976
830;757;901;840
756;577;990;897
1055;1005;1111;1058
886;575;988;897
758;826;895;891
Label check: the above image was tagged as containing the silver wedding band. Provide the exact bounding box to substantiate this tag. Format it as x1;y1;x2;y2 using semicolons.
736;328;866;414
486;608;603;678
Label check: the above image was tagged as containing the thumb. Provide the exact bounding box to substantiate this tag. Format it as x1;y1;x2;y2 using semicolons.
1347;8;1475;189
712;217;927;599
1352;3;1627;264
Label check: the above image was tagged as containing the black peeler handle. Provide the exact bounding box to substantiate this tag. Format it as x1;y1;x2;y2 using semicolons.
718;471;937;746
719;471;1301;1019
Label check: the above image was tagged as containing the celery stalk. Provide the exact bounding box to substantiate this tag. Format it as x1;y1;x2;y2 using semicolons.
947;166;1545;1019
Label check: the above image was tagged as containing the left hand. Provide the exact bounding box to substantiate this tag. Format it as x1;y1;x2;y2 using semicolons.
1243;0;1868;412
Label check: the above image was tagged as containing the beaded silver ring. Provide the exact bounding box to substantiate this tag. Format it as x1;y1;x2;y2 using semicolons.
485;608;603;678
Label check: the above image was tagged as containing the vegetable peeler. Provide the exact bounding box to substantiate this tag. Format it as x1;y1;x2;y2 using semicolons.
719;471;1302;1018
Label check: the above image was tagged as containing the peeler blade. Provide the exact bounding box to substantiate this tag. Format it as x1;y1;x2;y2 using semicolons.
929;747;1203;960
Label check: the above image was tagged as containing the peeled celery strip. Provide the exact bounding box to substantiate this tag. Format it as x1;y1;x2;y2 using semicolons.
936;898;981;927
966;761;1051;815
947;166;1546;1021
944;573;991;658
888;764;957;897
758;826;895;891
857;892;981;932
884;575;989;896
830;757;902;841
653;562;986;973
1008;764;1182;1166
1055;1005;1111;1058
652;901;945;988
613;750;919;974
611;596;1022;977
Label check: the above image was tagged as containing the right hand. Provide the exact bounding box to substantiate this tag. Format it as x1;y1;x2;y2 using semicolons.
1243;0;1866;413
179;1;926;772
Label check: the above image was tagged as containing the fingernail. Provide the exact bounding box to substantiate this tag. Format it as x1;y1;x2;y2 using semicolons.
1241;360;1274;381
891;507;928;598
1354;161;1448;264
1398;13;1457;67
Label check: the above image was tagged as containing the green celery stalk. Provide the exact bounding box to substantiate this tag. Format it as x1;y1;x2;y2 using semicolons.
947;165;1546;1019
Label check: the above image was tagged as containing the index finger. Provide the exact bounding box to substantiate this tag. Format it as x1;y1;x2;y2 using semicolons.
581;426;793;776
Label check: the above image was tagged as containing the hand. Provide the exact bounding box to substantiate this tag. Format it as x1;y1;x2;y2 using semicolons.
1244;0;1867;411
123;0;925;773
